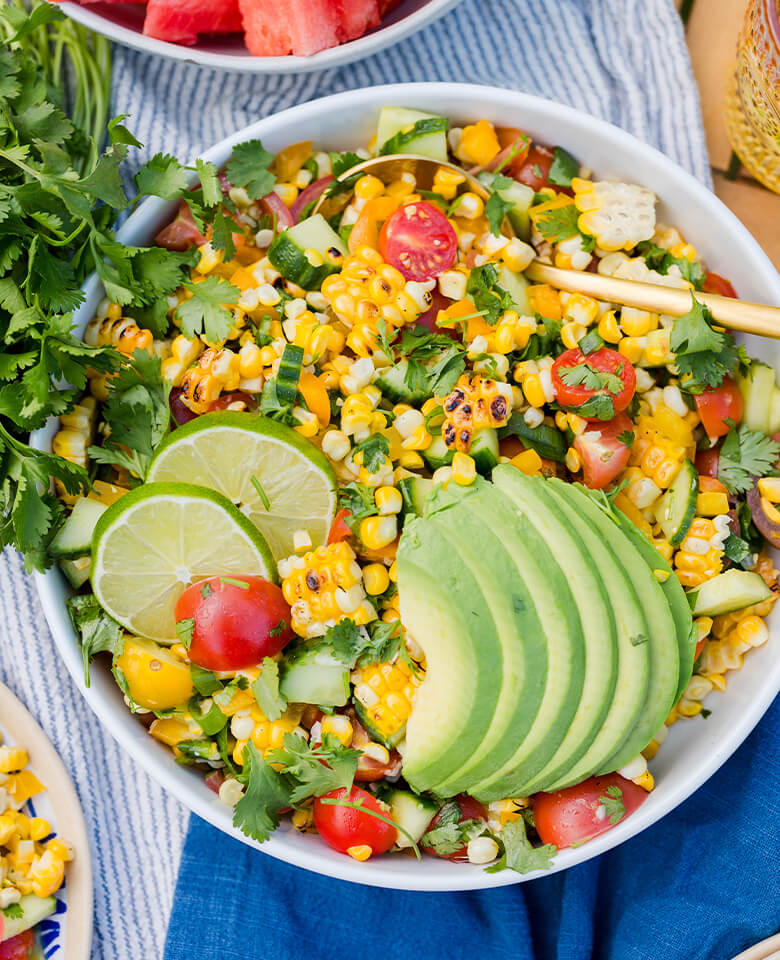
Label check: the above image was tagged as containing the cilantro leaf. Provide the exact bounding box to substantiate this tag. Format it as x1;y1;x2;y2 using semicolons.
251;657;287;722
534;203;581;243
421;813;486;856
670;295;737;392
598;784;626;824
233;742;291;843
717;424;780;494
339;482;379;521
1;903;23;920
466;262;513;326
135;153;190;200
67;594;124;687
635;240;705;290
225;140;275;199
485;189;514;237
176;275;240;345
352;433;390;473
547;146;579;187
485;818;556;874
196;158;222;207
327;617;404;668
723;532;752;565
266;732;360;805
330;151;364;178
427;345;467;397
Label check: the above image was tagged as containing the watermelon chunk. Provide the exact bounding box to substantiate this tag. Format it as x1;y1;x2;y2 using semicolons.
144;0;243;45
333;0;380;41
239;0;341;56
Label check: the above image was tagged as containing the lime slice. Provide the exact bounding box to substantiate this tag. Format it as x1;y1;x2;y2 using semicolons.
91;482;275;643
147;412;337;560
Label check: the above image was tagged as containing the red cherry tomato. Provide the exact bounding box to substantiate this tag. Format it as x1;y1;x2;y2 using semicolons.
695;446;720;478
327;508;353;544
574;412;634;490
511;144;574;194
422;795;488;861
169;387;198;426
313;785;397;857
416;287;458;338
208;391;255;412
175;575;294;671
378;201;457;281
694;376;743;438
702;271;738;299
494;127;531;176
552;347;636;420
533;773;648;849
258;190;294;230
0;931;34;960
154;200;207;251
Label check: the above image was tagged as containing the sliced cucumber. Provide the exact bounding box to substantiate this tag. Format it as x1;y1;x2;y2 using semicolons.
60;555;92;589
422;435;453;471
375;361;429;407
499;414;567;463
1;894;56;942
354;698;406;750
49;497;108;559
478;173;534;240
279;643;349;707
376;107;448;161
689;569;771;617
656;460;698;546
497;265;532;317
268;214;347;290
470;428;500;476
736;362;776;433
387;789;439;849
398;476;435;519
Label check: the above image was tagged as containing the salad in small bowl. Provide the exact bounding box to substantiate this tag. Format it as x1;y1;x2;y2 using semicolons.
32;85;780;889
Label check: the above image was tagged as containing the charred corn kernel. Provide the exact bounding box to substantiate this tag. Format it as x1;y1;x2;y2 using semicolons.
375;486;402;515
280;541;368;637
561;321;586;350
598;309;622;343
620;307;658;337
511;449;543;476
346;844;372;861
292;807;314;831
565;447;581;473
321;715;354;747
527;284;562;321
359;515;397;550
179;346;241;413
452;452;477;486
457;120;501;166
84;313;154;356
618;336;644;364
161;335;205;386
354;174;385;200
432;166;465;200
572;177;656;251
0;747;28;774
441;375;510;453
363;563;390;595
352;657;421;744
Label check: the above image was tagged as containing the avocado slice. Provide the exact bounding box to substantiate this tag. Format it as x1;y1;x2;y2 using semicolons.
398;518;504;793
548;479;680;776
613;511;695;701
427;493;552;797
485;469;619;796
459;485;587;801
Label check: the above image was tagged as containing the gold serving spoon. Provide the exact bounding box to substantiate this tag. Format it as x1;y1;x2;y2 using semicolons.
313;153;780;340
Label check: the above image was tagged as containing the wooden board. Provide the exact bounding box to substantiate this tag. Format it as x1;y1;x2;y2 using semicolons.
684;0;780;269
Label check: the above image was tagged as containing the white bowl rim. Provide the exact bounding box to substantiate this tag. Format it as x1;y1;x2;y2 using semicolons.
32;81;780;891
57;0;463;74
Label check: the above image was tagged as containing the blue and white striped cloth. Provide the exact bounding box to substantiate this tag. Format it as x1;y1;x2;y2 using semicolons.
0;1;708;957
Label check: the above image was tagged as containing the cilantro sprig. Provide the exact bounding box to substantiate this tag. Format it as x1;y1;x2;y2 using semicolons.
670;295;738;392
717;424;780;494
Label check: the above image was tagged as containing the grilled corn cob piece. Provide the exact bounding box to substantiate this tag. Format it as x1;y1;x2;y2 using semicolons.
442;375;511;453
351;657;422;747
179;346;241;413
571;177;657;251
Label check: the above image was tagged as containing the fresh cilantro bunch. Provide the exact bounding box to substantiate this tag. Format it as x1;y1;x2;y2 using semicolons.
670;296;739;392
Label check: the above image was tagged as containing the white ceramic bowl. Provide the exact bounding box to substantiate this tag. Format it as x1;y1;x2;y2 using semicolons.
32;83;780;890
58;0;463;73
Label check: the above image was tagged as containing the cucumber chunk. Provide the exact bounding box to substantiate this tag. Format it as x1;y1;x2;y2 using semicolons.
279;644;349;706
657;460;698;546
422;435;453;471
49;497;107;559
689;569;771;617
736;362;776;433
423;429;498;476
398;476;434;519
387;789;439;848
60;555;92;589
478;173;534;240
268;214;347;290
375;361;429;407
1;894;56;942
497;265;532;317
376;107;448;162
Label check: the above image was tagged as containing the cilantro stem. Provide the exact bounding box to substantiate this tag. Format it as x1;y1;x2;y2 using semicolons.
318;798;422;859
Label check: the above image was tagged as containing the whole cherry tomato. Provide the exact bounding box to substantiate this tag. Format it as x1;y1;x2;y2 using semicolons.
313;785;397;858
175;575;294;671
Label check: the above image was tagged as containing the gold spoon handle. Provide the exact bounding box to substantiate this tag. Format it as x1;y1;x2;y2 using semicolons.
525;262;780;340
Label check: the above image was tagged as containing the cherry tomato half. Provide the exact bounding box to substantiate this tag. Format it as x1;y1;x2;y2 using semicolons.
421;795;488;861
175;575;294;671
694;376;743;438
493;127;531;175
574;412;634;490
313;785;397;858
0;930;34;960
533;773;647;849
552;347;636;420
327;508;353;544
378;201;457;282
702;271;738;299
511;144;575;193
154;200;207;251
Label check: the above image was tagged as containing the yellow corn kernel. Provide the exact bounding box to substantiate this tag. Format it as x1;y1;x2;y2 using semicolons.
697;491;730;517
620;307;658;337
0;746;28;774
598;309;622;343
560;321;586;350
31;850;65;898
354;175;385;200
321;714;354;747
432;167;466;200
510;449;543;476
375;486;402;515
28;818;51;842
359;516;397;550
633;769;655;791
458;119;501;166
292;807;314;831
562;294;599;327
618;337;644;364
451;452;477;486
520;374;545;409
565;447;581;473
346;844;373;861
196;242;224;274
363;563;391;595
670;242;697;261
